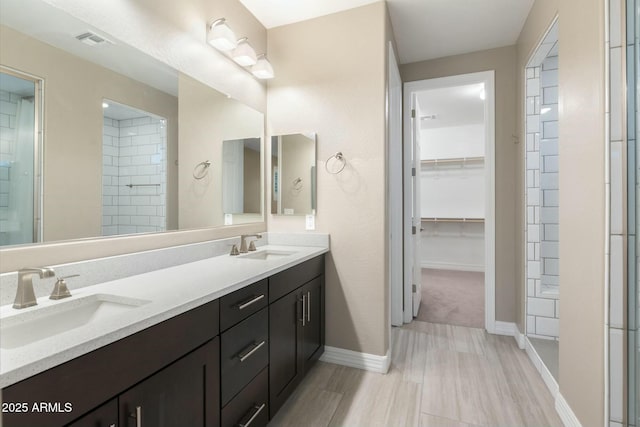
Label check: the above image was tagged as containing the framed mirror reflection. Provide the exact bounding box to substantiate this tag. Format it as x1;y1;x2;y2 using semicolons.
271;133;316;216
0;0;264;247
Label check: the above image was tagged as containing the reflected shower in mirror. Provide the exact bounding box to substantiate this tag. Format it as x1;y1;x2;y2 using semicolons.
102;100;167;236
0;69;41;247
271;133;316;216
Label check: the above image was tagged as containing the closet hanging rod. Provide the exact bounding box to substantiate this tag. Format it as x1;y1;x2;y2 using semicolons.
421;156;484;165
421;217;484;223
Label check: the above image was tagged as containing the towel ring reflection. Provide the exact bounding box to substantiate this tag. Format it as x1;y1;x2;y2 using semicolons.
325;152;346;174
193;160;211;180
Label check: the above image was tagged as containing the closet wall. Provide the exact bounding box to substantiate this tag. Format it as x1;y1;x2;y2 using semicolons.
420;120;485;271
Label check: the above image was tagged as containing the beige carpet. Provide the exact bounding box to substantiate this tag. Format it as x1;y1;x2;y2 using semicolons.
416;268;485;328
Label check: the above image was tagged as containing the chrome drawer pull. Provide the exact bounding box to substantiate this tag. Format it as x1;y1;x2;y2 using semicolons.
238;340;266;362
300;294;306;326
129;406;142;427
236;294;265;310
307;291;311;323
238;403;266;427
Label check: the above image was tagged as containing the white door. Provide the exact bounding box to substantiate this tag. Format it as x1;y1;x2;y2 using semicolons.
403;93;422;322
411;96;422;317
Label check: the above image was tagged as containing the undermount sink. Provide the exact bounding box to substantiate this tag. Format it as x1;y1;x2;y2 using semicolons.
240;250;296;260
0;294;150;350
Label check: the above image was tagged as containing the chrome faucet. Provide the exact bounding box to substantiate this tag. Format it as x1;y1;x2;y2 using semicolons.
239;234;262;253
13;267;55;309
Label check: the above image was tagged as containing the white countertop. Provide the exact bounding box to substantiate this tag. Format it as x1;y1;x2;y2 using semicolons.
0;244;328;388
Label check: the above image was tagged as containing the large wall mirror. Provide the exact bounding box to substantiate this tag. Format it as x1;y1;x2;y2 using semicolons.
271;133;316;216
0;0;264;248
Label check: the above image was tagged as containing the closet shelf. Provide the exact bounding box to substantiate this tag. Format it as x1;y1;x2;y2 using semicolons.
421;156;484;166
421;217;484;223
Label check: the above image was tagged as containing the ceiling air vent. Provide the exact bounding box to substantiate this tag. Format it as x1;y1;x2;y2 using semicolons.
75;31;112;46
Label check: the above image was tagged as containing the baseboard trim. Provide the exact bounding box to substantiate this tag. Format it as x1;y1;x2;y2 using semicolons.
420;262;485;272
556;391;583;427
320;346;390;374
524;336;559;397
491;321;525;349
520;335;582;427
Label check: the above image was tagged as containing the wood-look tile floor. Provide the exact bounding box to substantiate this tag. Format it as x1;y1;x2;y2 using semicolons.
268;321;562;427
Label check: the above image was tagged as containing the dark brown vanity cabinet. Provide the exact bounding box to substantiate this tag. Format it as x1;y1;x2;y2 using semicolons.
268;257;325;417
1;254;325;427
118;338;220;427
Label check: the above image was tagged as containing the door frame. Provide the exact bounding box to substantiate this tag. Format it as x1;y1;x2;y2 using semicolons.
388;42;404;327
403;70;496;332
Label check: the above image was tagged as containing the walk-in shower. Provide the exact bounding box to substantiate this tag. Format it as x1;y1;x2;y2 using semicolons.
524;19;560;380
0;68;42;247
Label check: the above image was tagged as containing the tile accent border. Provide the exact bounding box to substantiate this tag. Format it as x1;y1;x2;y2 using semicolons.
320;346;391;374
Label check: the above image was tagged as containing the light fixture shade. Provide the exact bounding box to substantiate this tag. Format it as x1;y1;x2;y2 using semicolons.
207;18;237;51
251;54;274;79
232;38;257;66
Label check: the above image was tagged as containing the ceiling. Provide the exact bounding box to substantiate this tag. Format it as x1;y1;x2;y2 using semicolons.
239;0;534;65
417;83;485;129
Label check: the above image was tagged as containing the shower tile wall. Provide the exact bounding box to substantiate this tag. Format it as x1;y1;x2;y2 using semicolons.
526;53;560;340
102;116;166;236
0;90;19;244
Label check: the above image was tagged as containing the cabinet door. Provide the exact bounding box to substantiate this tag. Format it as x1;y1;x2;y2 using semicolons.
119;338;219;427
302;277;324;368
66;399;117;427
268;289;303;417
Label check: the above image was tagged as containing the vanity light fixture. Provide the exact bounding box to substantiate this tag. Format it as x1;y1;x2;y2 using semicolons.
102;102;109;108
251;54;274;79
207;18;237;51
232;38;258;66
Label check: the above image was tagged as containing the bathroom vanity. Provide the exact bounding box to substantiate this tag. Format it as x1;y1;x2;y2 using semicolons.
0;246;326;427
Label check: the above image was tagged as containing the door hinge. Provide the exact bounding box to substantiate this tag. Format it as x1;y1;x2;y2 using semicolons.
411;167;416;177
412;225;416;235
411;109;416;118
412;284;417;293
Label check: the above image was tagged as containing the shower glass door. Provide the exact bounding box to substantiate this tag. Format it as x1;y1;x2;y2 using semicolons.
0;69;41;246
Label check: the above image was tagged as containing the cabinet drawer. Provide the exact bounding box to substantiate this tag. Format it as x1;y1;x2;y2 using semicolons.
221;308;269;406
220;279;268;331
221;368;268;427
269;255;324;303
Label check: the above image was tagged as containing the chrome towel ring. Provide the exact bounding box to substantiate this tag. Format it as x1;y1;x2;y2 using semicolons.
193;160;211;180
325;152;346;174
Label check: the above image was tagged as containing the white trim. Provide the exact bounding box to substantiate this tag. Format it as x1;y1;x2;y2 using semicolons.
524;336;559;397
420;262;484;272
320;346;391;374
403;70;496;333
520;333;583;427
556;393;583;427
388;42;404;328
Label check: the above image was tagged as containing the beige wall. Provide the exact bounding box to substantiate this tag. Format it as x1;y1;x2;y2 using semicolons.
516;0;606;424
0;0;267;273
557;0;606;424
0;25;179;241
267;2;389;356
178;74;263;230
401;46;518;323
